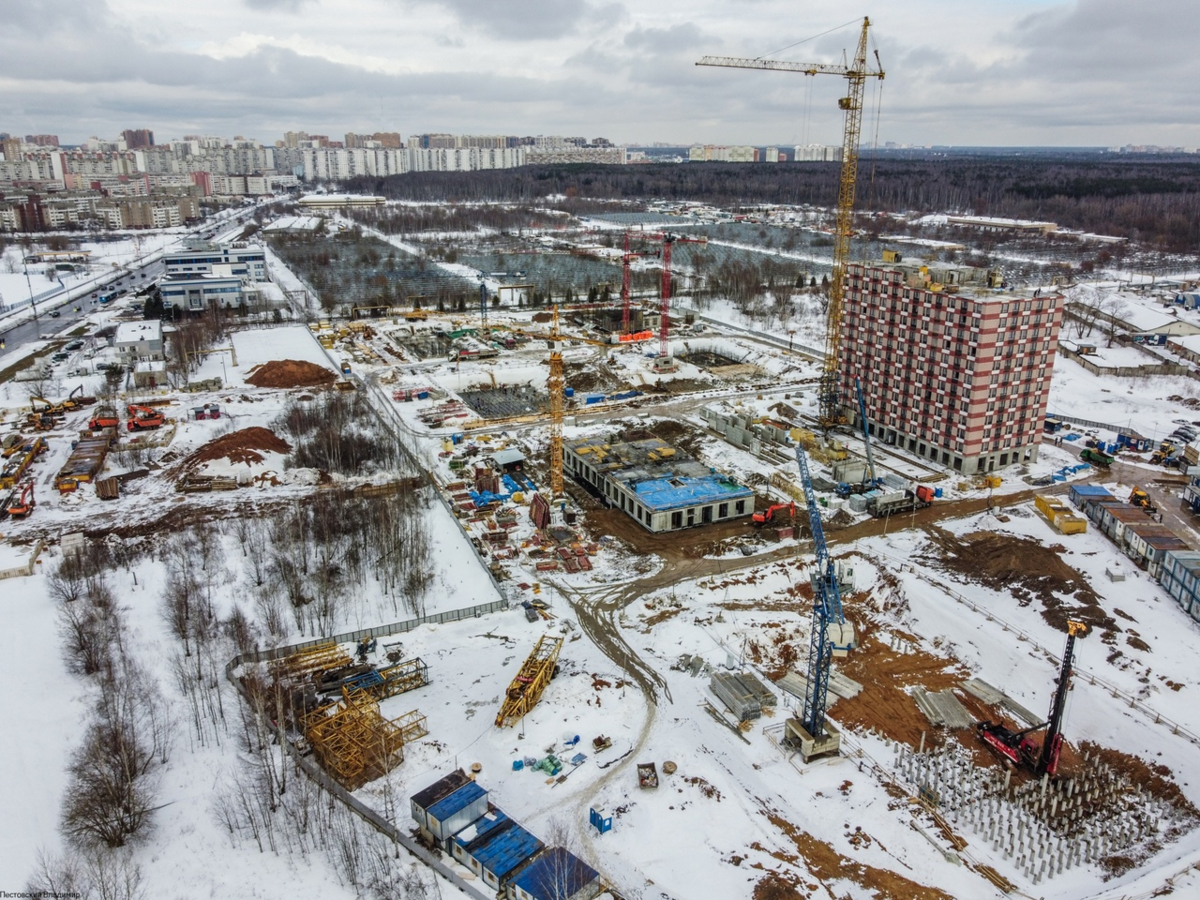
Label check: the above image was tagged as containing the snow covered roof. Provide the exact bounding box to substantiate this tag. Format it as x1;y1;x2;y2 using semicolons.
1167;334;1200;353
115;320;162;345
1112;303;1199;334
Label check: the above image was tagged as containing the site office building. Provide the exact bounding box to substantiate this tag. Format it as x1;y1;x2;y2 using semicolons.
841;259;1063;475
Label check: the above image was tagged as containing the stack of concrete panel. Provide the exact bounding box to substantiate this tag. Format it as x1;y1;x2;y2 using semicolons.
710;671;775;721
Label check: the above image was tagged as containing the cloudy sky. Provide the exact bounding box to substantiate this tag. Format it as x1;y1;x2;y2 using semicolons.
1;0;1196;148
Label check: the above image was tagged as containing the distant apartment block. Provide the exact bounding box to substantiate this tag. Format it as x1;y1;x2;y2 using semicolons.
688;145;759;163
121;129;155;149
840;257;1064;475
794;143;843;162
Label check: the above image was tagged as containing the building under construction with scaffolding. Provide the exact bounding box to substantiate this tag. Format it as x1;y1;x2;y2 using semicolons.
564;435;754;533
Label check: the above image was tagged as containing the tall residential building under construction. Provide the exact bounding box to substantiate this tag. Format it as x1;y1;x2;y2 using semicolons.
840;258;1064;476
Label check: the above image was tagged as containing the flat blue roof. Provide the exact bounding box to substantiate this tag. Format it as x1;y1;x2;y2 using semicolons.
631;474;754;512
511;847;598;900
1070;485;1114;497
453;808;511;848
427;781;487;822
467;819;544;879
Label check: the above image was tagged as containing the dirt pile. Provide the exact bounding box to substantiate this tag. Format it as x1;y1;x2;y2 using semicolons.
921;527;1118;634
183;427;292;468
247;359;336;389
758;809;954;900
832;626;968;748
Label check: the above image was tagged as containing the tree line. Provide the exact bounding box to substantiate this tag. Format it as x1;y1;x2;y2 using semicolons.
343;156;1200;251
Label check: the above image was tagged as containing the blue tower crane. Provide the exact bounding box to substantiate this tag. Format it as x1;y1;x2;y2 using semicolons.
790;445;848;759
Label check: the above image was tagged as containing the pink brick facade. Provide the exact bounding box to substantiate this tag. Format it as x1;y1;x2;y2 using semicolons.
840;261;1064;476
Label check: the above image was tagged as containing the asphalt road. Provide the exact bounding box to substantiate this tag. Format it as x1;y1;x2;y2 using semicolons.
0;259;164;357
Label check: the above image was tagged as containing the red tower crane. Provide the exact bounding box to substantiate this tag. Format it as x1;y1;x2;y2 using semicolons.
627;231;708;358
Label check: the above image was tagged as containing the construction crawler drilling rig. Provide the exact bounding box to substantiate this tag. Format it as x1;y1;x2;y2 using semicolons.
977;620;1089;776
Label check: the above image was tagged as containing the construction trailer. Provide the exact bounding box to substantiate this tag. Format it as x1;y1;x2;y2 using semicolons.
451;808;546;893
496;635;563;728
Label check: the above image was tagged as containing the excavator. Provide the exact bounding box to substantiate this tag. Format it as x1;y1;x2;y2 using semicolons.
977;620;1088;777
1128;487;1157;516
126;403;165;431
7;481;35;518
753;501;795;527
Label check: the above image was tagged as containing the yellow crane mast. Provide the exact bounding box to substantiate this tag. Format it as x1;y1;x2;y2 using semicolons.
697;16;884;427
548;306;565;497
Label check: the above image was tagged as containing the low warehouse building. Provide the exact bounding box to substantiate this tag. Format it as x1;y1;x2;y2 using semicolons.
564;435;754;532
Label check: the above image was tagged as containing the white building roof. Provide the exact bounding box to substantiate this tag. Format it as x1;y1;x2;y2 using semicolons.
115;320;162;345
1116;304;1180;332
1167;334;1200;353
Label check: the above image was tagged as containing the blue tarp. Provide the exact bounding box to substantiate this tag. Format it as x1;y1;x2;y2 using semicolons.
631;473;754;511
468;473;537;507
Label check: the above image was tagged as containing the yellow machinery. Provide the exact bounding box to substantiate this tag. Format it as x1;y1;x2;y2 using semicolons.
496;634;564;728
698;18;885;428
269;643;353;683
306;690;427;790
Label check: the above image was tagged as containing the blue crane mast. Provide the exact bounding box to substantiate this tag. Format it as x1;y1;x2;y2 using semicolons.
795;445;845;743
855;377;881;490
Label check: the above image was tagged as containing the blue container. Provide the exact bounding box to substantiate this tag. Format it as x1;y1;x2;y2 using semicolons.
512;759;524;771
585;394;604;405
416;390;429;399
934;487;943;499
564;387;575;398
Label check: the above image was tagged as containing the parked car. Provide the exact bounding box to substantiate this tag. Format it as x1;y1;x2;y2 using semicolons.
49;310;61;318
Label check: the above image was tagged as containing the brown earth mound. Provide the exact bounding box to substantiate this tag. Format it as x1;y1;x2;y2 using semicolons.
921;527;1118;635
183;427;292;468
247;359;336;389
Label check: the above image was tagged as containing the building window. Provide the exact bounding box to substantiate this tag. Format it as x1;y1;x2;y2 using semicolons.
718;503;729;518
671;511;683;528
735;500;746;515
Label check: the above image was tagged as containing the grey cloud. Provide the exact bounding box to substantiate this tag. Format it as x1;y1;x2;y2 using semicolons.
623;22;704;51
243;0;312;10
421;0;591;40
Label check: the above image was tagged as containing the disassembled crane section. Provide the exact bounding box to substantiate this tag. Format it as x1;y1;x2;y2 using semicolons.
496;634;564;728
698;17;884;427
977;620;1088;777
784;446;850;762
306;691;427;790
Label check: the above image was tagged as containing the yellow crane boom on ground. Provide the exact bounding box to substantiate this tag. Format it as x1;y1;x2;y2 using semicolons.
698;16;884;428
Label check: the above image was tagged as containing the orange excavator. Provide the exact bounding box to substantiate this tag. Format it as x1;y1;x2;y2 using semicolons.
7;481;35;518
126;404;165;431
753;501;795;526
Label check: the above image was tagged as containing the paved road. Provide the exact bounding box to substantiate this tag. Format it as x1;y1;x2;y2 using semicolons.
0;260;164;358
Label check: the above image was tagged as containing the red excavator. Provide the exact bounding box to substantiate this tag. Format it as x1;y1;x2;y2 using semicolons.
977;620;1088;776
7;481;35;518
753;501;795;526
126;403;165;431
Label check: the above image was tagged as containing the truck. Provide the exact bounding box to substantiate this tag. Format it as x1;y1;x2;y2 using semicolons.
1080;447;1115;468
869;484;935;518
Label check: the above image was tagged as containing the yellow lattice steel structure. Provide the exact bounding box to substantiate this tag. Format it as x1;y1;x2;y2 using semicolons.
269;643;353;682
698;17;885;428
496;634;564;727
548;307;565;497
306;691;427;790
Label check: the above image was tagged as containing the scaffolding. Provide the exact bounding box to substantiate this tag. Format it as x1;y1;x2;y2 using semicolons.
306;691;427;790
496;635;564;728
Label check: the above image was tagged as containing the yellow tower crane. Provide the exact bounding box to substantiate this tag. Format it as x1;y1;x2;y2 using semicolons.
698;16;884;428
548;305;565;498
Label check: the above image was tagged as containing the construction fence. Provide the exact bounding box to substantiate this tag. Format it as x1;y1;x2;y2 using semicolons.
224;599;508;900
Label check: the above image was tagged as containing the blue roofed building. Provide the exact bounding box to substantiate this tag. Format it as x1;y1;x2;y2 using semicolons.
410;770;489;849
452;807;545;892
565;435;753;532
506;846;602;900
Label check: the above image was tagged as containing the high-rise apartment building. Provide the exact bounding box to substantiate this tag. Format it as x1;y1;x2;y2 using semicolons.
24;134;60;147
121;129;155;149
839;257;1063;476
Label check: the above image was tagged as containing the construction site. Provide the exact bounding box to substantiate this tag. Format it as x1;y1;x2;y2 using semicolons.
5;20;1200;900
